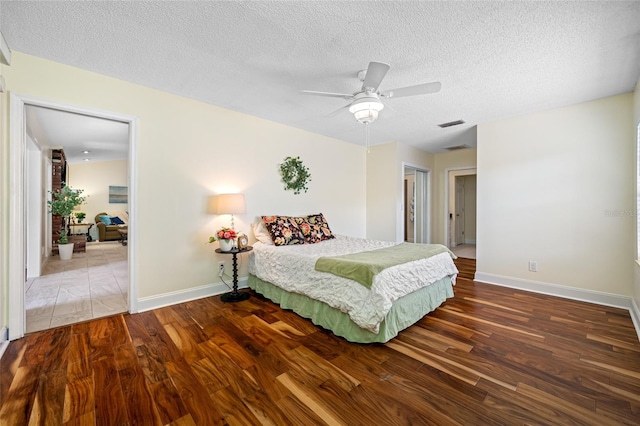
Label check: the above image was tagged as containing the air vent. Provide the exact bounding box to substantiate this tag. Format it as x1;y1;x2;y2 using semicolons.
438;119;465;128
445;145;469;151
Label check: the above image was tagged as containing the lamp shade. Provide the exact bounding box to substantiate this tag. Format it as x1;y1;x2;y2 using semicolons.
211;193;246;215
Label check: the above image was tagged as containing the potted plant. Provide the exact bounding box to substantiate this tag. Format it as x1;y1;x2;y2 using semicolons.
208;227;237;252
48;185;86;260
74;211;86;223
55;228;74;260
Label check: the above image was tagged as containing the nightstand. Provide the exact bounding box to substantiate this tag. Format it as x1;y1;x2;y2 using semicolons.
215;246;253;302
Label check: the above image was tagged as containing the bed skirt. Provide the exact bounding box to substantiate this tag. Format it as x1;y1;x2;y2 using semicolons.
248;274;454;344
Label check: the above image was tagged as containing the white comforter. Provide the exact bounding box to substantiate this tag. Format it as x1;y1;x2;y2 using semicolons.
248;235;458;333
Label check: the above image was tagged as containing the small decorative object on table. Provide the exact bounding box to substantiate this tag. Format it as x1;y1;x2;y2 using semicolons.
208;227;237;252
74;211;86;223
237;233;249;250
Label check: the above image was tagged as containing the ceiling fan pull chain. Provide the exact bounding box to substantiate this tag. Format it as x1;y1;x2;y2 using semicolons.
365;122;370;154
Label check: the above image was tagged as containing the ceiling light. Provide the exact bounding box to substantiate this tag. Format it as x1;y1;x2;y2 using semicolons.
82;150;90;154
83;158;90;162
349;94;384;124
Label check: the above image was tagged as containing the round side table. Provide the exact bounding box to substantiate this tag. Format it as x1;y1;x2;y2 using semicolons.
215;246;252;302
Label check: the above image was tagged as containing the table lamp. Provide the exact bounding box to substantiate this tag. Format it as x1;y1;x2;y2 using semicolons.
210;193;246;230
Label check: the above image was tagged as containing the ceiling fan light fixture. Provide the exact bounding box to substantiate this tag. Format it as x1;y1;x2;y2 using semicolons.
349;99;384;124
301;61;440;126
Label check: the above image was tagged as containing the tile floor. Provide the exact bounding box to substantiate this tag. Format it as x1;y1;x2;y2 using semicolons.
451;243;476;259
25;241;128;333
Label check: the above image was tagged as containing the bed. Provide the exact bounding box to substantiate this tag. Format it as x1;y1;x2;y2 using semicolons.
247;215;458;343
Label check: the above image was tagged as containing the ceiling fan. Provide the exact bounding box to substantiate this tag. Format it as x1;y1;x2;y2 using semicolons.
301;61;441;124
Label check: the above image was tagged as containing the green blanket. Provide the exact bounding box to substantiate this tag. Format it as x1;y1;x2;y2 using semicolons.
314;243;454;288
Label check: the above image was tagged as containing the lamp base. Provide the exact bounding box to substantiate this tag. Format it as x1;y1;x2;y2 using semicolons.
221;291;250;303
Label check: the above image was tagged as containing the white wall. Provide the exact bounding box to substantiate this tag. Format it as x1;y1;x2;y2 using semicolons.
366;142;399;241
477;93;635;298
68;159;128;239
366;142;434;242
2;52;366;304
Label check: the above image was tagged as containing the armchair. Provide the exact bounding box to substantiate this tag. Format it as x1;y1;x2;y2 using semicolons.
95;211;128;242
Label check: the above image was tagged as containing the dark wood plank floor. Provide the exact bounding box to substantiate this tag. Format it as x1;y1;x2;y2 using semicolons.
1;258;639;425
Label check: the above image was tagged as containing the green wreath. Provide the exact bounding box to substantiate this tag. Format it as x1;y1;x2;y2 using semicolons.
279;156;311;195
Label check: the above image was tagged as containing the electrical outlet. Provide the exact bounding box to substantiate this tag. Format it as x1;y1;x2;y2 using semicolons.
218;262;225;277
528;261;538;272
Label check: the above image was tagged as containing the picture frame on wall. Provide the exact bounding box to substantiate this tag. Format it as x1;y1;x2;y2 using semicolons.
109;185;128;204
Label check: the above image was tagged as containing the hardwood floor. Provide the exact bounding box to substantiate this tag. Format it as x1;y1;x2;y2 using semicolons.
1;258;639;425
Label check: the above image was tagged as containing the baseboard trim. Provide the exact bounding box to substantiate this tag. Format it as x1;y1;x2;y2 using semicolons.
475;272;632;309
475;272;640;338
137;277;248;313
630;298;640;341
0;327;9;360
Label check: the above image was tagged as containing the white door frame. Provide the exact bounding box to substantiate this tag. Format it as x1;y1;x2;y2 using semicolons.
8;93;139;340
26;135;43;278
444;167;476;249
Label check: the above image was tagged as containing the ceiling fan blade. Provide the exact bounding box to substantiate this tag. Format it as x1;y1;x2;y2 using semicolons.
326;103;351;118
381;81;441;98
382;101;399;114
301;90;354;100
361;62;390;92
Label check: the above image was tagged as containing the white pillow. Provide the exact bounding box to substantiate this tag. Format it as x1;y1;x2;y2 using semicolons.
252;220;273;245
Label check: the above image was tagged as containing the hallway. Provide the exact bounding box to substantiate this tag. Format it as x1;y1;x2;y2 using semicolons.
25;241;128;333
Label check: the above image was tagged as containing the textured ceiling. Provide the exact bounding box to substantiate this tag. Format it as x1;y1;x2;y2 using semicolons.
2;1;640;153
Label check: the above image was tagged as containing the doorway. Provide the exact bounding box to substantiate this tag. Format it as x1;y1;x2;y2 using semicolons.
404;166;430;244
8;93;138;340
446;168;477;259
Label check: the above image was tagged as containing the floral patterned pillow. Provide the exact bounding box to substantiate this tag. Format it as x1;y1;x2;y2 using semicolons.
262;216;306;246
305;213;335;243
